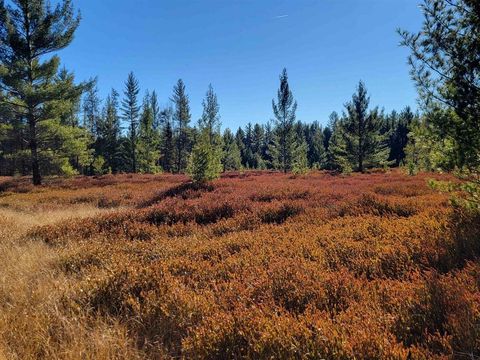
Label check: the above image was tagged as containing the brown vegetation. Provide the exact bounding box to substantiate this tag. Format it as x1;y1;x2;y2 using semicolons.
0;171;479;359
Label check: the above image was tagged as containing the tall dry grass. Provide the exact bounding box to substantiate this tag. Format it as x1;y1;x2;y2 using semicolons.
0;205;144;359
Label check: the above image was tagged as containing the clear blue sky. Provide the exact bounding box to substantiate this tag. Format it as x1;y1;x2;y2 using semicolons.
59;0;423;129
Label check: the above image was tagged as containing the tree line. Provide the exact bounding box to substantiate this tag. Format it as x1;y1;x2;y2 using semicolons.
0;0;479;186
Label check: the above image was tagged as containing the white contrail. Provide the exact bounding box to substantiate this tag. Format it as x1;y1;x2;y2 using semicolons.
275;15;289;19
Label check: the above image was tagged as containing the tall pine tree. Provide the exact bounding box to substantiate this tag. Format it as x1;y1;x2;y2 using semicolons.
0;0;85;184
342;81;388;172
171;79;192;173
99;89;121;173
121;72;140;173
222;128;242;171
159;106;175;172
271;68;297;173
137;93;160;173
188;86;223;183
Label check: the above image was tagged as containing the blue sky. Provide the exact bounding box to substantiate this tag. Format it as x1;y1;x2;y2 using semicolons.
59;0;423;129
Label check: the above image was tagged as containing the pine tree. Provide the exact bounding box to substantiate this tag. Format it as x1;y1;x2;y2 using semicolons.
99;89;121;173
305;121;325;168
159;106;175;172
389;107;414;166
262;121;275;169
405;109;456;172
137;94;160;173
399;0;480;170
222;128;242;171
252;124;265;168
187;85;224;182
188;130;223;183
292;137;309;175
0;0;84;184
83;78;101;138
243;123;255;168
121;72;141;173
171;79;192;173
199;85;221;147
342;81;389;172
235;127;247;167
150;90;161;130
326;113;351;173
271;68;297;173
57;67;81;128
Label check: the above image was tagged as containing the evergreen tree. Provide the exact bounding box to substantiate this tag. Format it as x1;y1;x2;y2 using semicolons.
187;85;224;182
342;81;389;172
271;68;297;173
159;106;175;172
235;127;247;167
252;123;265;168
150;90;161;130
57;67;81;128
137;94;160;173
171;79;192;173
292;137;309;175
305;121;325;168
82;78;101;137
326;112;351;173
222;128;242;171
0;0;84;184
121;72;140;173
405;109;456;172
99;89;121;173
389;107;414;166
242;123;255;168
262;122;275;169
323;125;333;152
199;85;221;147
399;0;480;170
188;130;223;183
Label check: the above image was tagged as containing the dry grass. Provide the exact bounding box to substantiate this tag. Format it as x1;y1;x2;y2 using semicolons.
0;171;478;359
0;205;143;359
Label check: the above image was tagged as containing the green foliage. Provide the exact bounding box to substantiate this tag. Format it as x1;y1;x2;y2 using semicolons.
399;0;480;171
429;171;480;212
388;107;415;166
199;85;221;147
305;121;325;169
291;139;309;175
405;111;456;173
188;85;224;183
121;72;141;173
171;79;192;173
327;114;352;174
342;81;389;172
37;119;92;176
97;89;121;173
83;79;101;136
222;129;242;171
137;94;160;174
188;131;223;183
271;68;297;173
92;156;106;176
0;0;84;185
159;107;175;173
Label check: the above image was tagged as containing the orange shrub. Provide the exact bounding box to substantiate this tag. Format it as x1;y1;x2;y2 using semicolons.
2;170;479;359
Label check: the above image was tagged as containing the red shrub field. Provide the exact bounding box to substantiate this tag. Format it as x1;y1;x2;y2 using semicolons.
1;171;479;359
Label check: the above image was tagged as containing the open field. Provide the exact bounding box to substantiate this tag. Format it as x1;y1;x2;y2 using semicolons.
0;171;479;359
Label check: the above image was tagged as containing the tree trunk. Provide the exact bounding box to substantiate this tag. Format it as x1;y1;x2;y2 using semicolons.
28;114;41;185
